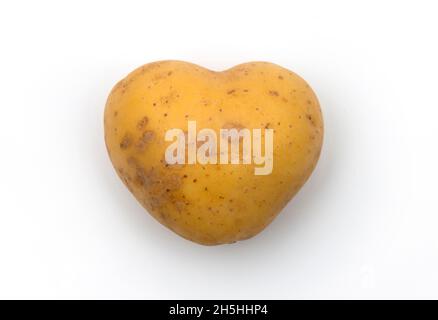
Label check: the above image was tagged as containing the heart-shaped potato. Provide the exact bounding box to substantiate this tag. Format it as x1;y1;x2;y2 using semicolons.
104;61;323;245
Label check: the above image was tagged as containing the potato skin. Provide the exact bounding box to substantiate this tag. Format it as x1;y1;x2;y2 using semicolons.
104;61;323;245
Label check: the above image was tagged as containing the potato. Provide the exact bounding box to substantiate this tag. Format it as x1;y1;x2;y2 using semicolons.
104;60;323;245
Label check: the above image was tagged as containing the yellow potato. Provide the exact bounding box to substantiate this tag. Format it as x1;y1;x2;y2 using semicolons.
104;60;323;245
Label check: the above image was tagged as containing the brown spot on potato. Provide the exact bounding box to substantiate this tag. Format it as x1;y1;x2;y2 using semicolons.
151;71;169;82
227;89;236;95
136;130;155;151
120;134;132;150
126;157;135;168
151;175;182;210
136;116;149;130
269;90;279;96
135;167;154;187
306;114;316;126
158;91;178;106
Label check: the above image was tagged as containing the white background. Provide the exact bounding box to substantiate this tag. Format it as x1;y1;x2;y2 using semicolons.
0;0;437;299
